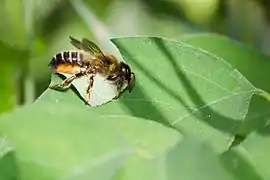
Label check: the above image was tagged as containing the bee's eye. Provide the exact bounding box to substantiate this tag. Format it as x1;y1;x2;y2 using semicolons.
120;63;127;73
120;62;131;81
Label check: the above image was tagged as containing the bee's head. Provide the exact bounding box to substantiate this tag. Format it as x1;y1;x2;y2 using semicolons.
119;62;135;91
120;62;131;81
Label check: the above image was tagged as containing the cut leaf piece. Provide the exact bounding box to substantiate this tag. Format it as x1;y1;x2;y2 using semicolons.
50;73;128;107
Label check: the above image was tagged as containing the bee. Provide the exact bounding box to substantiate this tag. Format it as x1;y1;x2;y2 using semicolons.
49;36;135;103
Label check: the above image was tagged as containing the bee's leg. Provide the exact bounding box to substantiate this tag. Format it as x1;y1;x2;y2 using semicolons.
128;72;135;92
49;72;84;90
115;78;124;99
85;74;94;103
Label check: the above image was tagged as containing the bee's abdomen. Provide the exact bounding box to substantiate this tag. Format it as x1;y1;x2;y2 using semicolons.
49;51;83;69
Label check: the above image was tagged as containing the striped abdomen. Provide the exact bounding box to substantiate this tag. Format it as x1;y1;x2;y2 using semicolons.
49;51;83;74
50;51;83;67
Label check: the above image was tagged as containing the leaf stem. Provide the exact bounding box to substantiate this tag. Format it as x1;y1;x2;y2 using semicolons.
256;89;270;102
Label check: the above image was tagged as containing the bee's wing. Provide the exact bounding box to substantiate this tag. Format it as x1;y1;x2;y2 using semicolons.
82;38;109;62
69;36;84;50
82;38;104;54
69;36;107;60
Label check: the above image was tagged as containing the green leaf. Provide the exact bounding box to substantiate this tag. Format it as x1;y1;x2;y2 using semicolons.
221;126;270;180
112;37;256;152
0;152;18;180
179;33;270;93
0;0;26;48
179;33;270;135
0;42;27;114
0;135;16;180
0;36;260;179
0;104;180;179
166;137;235;180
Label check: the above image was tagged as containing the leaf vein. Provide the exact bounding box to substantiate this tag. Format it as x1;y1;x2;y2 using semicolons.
171;90;256;126
181;67;231;93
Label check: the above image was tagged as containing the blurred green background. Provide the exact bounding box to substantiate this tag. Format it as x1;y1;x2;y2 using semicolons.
0;0;270;114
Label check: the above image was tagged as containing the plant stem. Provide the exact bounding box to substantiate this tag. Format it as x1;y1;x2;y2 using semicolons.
256;89;270;102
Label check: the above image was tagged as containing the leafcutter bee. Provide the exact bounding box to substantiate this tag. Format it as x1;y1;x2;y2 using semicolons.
49;36;135;103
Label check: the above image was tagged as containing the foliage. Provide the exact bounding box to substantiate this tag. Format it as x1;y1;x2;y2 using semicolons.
0;36;270;179
1;0;270;179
